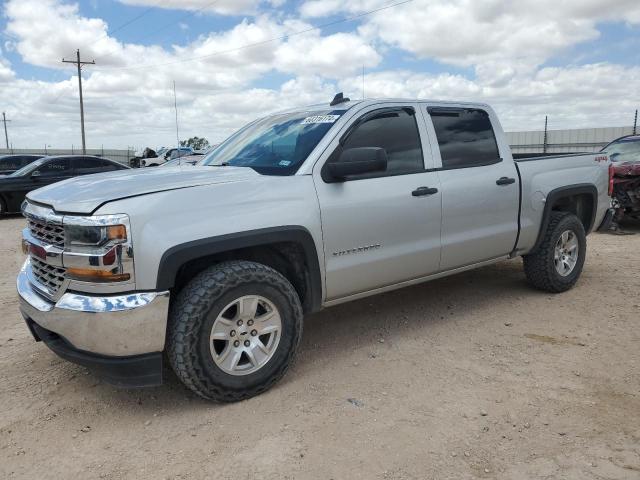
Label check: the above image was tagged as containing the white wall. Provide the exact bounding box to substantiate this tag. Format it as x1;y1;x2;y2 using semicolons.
506;126;635;154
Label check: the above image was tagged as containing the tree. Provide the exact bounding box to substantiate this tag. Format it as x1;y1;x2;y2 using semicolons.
180;136;210;150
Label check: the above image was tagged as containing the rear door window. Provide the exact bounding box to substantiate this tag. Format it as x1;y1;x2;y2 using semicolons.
72;157;105;175
99;159;121;171
429;108;501;169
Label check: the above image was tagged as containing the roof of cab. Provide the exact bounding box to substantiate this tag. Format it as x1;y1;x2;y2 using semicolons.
271;97;492;116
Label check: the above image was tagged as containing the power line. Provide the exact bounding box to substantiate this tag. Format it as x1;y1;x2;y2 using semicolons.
132;0;220;44
94;0;414;72
62;50;95;154
49;67;76;105
50;82;73;105
96;0;220;64
87;4;158;48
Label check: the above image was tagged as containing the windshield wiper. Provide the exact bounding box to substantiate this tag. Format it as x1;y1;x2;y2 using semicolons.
209;161;251;168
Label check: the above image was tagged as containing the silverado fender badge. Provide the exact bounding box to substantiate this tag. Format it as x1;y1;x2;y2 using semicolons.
332;244;381;257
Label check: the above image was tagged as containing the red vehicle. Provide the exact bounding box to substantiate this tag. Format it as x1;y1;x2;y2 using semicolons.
601;135;640;223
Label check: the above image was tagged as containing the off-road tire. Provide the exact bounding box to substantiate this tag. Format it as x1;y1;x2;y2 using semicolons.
523;212;586;293
167;260;303;402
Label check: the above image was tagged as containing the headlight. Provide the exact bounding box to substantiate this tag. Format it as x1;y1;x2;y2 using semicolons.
62;214;134;284
65;224;127;247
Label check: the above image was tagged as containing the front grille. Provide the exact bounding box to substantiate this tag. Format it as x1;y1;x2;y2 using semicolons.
30;257;66;296
28;218;65;248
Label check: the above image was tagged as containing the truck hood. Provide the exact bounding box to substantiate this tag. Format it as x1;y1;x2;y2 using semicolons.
27;166;260;214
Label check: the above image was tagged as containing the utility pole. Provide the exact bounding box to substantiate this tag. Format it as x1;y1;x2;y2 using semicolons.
1;112;10;149
173;80;180;148
62;49;95;154
543;115;548;154
634;109;638;135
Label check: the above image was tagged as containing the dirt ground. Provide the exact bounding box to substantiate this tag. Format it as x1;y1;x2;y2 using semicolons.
0;215;639;480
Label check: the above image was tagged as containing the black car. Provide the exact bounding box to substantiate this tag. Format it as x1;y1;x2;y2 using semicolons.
0;154;45;175
0;155;129;214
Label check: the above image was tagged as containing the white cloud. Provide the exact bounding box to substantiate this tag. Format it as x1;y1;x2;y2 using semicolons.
274;25;380;77
1;0;639;150
338;63;640;130
299;0;378;18
0;45;15;82
117;0;271;16
302;0;640;69
5;0;140;70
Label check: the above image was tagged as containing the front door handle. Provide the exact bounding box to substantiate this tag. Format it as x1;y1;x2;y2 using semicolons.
496;177;516;186
412;186;439;197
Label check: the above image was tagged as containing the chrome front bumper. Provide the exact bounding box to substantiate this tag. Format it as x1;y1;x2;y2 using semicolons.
17;260;170;357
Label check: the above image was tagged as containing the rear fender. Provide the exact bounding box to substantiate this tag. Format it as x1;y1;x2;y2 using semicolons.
529;184;597;254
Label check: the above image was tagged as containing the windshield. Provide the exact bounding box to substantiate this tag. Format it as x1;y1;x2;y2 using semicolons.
9;158;46;177
602;138;640;162
201;110;343;175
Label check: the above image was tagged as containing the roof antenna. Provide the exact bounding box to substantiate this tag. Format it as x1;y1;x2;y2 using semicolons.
330;92;350;107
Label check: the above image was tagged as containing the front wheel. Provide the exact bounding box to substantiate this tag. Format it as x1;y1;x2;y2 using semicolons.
167;260;303;402
523;212;587;293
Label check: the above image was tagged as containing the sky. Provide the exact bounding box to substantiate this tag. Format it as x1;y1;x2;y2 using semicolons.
1;0;639;149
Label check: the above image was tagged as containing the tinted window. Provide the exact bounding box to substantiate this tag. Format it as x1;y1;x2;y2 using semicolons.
430;108;500;168
0;156;35;170
38;158;70;177
0;157;23;170
99;159;121;171
72;157;106;175
20;157;35;167
170;149;190;160
340;108;423;177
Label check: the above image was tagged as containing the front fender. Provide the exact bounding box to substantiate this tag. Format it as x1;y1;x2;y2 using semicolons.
156;226;323;313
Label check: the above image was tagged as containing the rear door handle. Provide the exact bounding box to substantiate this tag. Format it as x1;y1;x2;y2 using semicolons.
496;177;516;186
412;186;439;197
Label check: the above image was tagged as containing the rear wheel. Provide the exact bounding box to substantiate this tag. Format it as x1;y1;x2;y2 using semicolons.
0;196;6;215
523;212;586;293
167;260;303;402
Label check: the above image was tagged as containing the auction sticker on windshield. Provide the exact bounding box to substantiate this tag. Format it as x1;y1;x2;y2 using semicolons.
301;115;340;124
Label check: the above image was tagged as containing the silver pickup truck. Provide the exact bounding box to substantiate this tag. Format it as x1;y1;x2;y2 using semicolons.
17;96;614;402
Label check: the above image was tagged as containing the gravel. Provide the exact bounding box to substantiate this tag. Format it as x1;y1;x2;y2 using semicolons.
1;215;639;479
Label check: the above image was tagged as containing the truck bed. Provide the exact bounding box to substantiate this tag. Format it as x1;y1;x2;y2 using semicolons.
513;152;592;161
513;152;610;255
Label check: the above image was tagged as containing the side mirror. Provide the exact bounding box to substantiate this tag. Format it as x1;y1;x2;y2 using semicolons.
30;170;41;179
327;147;387;181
